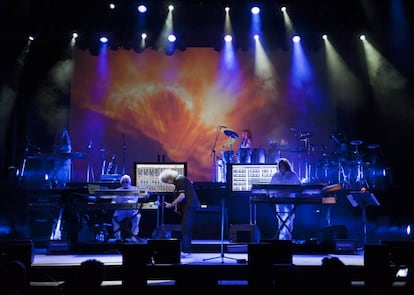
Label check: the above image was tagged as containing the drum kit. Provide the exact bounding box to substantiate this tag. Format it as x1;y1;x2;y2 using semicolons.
220;129;266;165
315;138;386;190
216;128;386;189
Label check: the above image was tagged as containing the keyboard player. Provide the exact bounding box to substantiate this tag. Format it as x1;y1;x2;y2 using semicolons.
112;174;141;242
270;158;301;240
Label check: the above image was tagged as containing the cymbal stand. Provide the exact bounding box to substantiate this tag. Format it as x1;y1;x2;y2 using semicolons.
367;145;379;189
302;136;311;183
18;144;29;186
352;141;368;189
86;141;95;182
203;196;238;263
229;138;234;159
100;148;106;176
338;162;350;189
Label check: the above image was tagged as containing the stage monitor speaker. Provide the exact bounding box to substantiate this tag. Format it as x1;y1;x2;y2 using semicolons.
122;243;151;289
380;241;414;267
229;224;260;243
256;240;293;264
364;244;389;271
318;225;348;252
147;239;181;264
0;240;34;271
248;241;293;287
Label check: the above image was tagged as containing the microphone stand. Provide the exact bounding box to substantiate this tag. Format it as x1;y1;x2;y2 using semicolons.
210;126;222;182
203;196;238;263
122;134;126;175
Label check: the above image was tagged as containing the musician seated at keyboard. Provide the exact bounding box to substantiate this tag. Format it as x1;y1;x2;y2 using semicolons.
270;158;301;240
112;174;141;242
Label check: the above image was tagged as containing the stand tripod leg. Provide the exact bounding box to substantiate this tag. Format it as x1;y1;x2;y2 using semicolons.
203;197;238;263
362;207;367;245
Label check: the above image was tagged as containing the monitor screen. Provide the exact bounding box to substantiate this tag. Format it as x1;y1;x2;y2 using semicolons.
227;163;278;192
134;162;187;193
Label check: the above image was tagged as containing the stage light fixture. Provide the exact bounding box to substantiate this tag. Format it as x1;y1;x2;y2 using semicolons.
224;34;232;42
360;34;366;41
99;36;109;43
168;34;176;42
251;6;260;14
292;35;301;43
322;34;327;40
137;4;147;13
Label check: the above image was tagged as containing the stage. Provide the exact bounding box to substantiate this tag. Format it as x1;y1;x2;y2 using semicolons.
1;185;413;292
19;238;411;293
28;239;366;292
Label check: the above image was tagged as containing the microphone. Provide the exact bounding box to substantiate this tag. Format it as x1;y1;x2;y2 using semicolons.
219;125;227;128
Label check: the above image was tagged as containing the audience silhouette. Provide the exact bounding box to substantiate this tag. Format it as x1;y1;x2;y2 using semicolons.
62;259;106;294
0;259;29;295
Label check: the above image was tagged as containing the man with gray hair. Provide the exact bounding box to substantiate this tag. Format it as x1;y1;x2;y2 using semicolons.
112;174;141;242
159;169;200;256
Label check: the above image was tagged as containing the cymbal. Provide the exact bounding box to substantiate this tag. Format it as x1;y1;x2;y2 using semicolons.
300;132;313;140
350;140;363;146
224;129;239;138
368;143;380;149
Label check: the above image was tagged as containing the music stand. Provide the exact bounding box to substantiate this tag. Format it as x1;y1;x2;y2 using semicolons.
203;196;238;263
346;191;380;245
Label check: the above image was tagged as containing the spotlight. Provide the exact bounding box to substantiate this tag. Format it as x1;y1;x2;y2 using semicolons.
251;6;260;14
360;35;366;41
137;5;147;13
167;34;176;42
292;35;301;43
224;34;232;42
322;34;327;40
99;36;109;43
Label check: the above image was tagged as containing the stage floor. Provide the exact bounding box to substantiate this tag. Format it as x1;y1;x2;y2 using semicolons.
33;239;365;267
27;240;413;293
